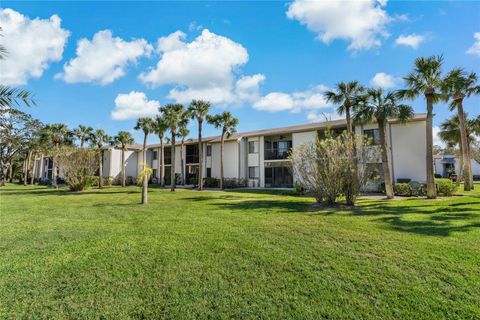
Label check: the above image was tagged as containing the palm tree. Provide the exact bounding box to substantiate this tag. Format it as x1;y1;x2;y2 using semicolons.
187;100;211;190
324;81;365;134
114;131;134;187
73;125;94;148
152;115;169;187
134;118;154;204
40;123;72;187
397;55;444;199
178;123;190;186
439;115;480;183
207;112;238;189
160;104;186;191
90;129;112;189
354;88;414;199
442;69;480;191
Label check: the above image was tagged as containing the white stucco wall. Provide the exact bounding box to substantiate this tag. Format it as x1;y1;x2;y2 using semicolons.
292;131;317;148
210;140;239;179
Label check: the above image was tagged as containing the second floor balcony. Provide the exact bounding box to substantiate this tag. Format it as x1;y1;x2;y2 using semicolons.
264;140;292;160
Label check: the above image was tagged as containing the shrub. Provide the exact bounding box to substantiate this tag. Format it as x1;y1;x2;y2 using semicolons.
294;181;304;193
434;173;442;179
394;183;411;196
409;181;426;197
126;176;135;186
436;178;457;196
103;176;113;186
89;176;99;187
55;148;99;191
290;132;372;205
223;178;248;189
203;177;220;188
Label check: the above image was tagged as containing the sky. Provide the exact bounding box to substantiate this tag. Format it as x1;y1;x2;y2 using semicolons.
1;0;479;144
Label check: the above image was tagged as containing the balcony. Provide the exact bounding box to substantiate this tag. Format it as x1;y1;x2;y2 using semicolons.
264;148;291;160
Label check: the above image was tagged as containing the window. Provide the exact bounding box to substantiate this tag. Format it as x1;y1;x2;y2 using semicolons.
206;168;211;178
248;141;259;154
248;166;259;179
152;151;158;160
164;148;172;165
364;129;380;146
206;145;212;156
152;169;158;179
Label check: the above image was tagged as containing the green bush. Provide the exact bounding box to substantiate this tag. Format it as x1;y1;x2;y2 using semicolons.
203;177;220;188
436;178;457;196
434;173;442;179
394;183;411;196
89;176;99;187
409;181;426;197
294;181;304;193
103;176;113;186
223;178;248;189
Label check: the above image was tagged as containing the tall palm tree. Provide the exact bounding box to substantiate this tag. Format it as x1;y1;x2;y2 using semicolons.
160;104;186;191
73;125;94;148
442;69;480;191
187;100;211;190
178;122;190;186
90;129;112;189
397;55;444;199
40;123;72;187
114;131;134;187
439;114;480;183
323;81;365;134
207;112;238;189
134;118;154;204
354;88;414;199
152;115;169;187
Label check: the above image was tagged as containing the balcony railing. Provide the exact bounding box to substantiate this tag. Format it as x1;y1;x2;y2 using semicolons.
264;148;290;160
186;154;199;164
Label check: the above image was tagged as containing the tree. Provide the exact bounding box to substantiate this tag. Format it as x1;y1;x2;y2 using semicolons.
442;69;480;191
323;81;365;134
90;129;112;189
114;131;134;187
178;122;190;186
207;112;238;189
73;125;94;148
354;88;414;199
152;115;169;187
397;55;444;199
187;100;211;190
40;123;73;187
160;104;186;191
55;147;99;191
134;118;154;204
0;109;42;186
438;114;480;183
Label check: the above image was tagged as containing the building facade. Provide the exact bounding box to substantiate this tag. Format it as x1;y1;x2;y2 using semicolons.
35;114;430;188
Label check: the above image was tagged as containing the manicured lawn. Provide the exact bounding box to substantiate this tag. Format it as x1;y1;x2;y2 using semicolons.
1;184;479;319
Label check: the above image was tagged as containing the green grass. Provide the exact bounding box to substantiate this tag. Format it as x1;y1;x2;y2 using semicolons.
1;184;479;319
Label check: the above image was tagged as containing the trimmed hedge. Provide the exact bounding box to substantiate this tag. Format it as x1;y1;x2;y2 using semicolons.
436;178;457;196
394;183;411;196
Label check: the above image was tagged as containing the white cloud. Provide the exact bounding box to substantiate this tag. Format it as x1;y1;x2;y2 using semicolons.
394;34;425;49
370;72;400;88
235;74;265;102
57;30;152;85
0;8;70;85
111;91;160;120
286;0;390;51
253;85;332;115
466;32;480;57
140;29;250;105
433;126;445;148
307;111;343;123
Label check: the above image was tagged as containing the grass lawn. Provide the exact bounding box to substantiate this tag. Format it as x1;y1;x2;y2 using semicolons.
1;184;479;319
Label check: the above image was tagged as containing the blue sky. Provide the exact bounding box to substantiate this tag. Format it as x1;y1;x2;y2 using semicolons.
1;1;479;144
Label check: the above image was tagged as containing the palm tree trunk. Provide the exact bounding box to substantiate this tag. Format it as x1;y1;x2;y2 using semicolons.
31;153;37;185
181;140;185;186
39;154;44;182
220;133;225;190
121;147;126;187
425;93;436;199
141;134;148;204
457;144;463;185
99;149;104;189
52;144;58;188
378;120;394;199
171;131;176;192
198;119;203;190
160;137;165;187
24;150;32;186
345;105;352;134
456;100;472;191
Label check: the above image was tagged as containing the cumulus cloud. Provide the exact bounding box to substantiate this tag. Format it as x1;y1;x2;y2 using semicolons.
0;8;70;85
111;91;160;120
57;30;152;85
466;32;480;57
370;72;400;88
433;126;445;148
253;85;332;115
140;29;254;105
286;0;390;51
307;111;343;123
394;33;425;49
235;74;266;102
